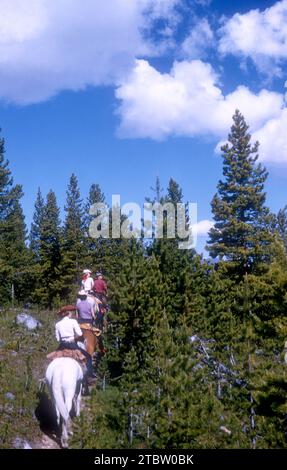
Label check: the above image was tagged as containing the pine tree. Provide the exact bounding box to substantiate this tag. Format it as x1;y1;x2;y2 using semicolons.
149;176;164;203
84;183;105;232
140;314;225;448
147;177;196;325
118;347;143;446
276;205;287;253
60;174;85;300
0;132;30;303
33;190;62;307
29;188;45;260
109;240;164;366
83;183;106;268
207;110;274;276
167;177;183;205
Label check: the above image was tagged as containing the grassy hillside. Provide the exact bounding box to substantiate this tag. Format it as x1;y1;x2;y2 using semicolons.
0;308;57;448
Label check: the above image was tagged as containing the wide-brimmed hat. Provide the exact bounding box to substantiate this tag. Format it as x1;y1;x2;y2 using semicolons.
57;305;77;316
83;269;92;275
78;289;87;297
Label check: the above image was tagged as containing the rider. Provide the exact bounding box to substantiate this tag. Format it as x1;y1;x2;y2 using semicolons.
77;290;107;355
93;272;108;305
55;305;97;379
76;290;95;323
81;269;94;293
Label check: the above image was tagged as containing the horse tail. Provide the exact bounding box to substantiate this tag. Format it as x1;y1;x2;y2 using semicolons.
52;368;69;423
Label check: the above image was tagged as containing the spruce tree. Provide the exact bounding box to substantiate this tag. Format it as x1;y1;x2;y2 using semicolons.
29;187;45;260
0;132;30;303
83;183;106;268
207;110;273;275
109;240;164;366
33;190;62;307
147;177;195;325
61;174;85;300
84;183;105;231
276;205;287;253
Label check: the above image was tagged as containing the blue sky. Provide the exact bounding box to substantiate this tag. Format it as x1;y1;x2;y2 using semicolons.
0;0;287;255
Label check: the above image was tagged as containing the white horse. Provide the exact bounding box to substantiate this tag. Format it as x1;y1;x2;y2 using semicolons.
45;357;83;448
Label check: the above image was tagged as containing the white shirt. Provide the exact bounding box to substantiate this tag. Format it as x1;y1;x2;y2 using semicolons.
55;316;82;343
81;276;94;292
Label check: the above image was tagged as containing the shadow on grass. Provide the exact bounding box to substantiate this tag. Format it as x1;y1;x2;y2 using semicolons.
34;390;61;447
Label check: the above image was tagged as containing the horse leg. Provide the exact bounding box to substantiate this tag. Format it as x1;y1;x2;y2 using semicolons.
61;419;69;448
47;382;61;428
72;381;82;417
62;388;74;440
75;382;82;417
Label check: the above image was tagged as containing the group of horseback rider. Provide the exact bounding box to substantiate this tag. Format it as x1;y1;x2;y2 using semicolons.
54;270;108;382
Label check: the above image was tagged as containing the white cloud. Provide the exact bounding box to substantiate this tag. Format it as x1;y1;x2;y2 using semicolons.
0;0;180;104
253;108;287;164
219;0;287;75
116;59;283;135
192;219;214;236
181;18;214;59
116;58;287;164
0;0;47;43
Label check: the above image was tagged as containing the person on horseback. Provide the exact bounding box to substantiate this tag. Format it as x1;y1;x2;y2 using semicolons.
77;289;107;356
76;290;95;323
55;305;97;379
93;272;108;305
88;291;105;330
81;269;94;293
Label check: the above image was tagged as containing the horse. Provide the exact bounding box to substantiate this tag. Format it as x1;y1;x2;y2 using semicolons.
45;357;83;448
79;321;106;356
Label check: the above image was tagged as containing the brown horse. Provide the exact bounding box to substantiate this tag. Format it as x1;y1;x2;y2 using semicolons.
79;323;106;356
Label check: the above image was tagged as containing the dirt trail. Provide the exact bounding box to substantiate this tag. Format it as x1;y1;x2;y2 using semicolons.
33;391;91;449
34;433;61;449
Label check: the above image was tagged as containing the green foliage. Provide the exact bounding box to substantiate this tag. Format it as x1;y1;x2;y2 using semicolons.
60;174;86;300
30;188;45;260
207;110;274;276
0;123;287;449
33;190;62;308
0;309;56;448
0;133;31;304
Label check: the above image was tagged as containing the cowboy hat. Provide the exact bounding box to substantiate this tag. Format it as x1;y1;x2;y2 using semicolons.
78;289;87;296
83;269;92;274
57;305;77;316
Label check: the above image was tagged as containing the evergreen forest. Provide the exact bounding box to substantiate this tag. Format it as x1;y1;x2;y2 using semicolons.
1;111;287;449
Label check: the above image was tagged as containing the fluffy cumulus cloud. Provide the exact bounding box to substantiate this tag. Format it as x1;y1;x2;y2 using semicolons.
116;59;283;135
0;0;180;104
116;58;287;163
253;108;287;163
219;0;287;75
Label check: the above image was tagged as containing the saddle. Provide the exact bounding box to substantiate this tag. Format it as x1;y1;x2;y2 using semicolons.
80;322;102;336
46;349;87;365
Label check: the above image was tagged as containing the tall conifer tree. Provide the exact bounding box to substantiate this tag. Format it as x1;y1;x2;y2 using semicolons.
61;174;85;299
34;190;62;307
30;187;45;260
0;132;29;303
207;110;273;275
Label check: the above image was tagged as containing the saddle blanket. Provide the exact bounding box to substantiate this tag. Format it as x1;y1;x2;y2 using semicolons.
46;349;87;364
